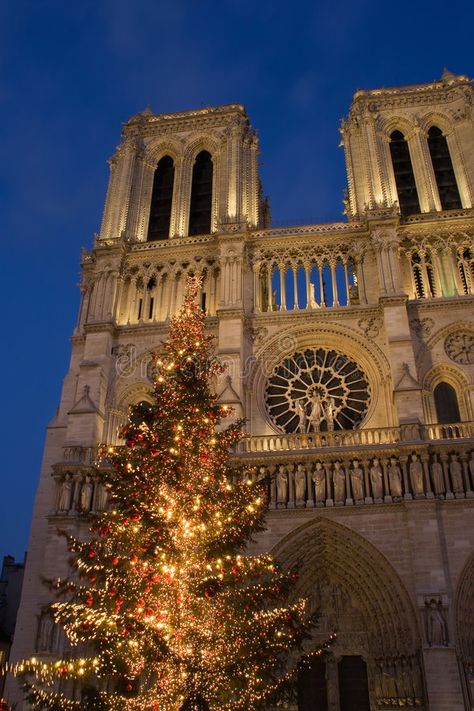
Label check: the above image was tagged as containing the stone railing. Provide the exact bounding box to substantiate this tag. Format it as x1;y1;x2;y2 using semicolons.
236;422;474;454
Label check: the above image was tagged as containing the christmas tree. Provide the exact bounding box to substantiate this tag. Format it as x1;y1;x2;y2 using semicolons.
11;277;330;710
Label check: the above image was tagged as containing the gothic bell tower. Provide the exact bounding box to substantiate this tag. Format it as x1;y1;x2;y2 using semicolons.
341;69;474;218
98;104;262;243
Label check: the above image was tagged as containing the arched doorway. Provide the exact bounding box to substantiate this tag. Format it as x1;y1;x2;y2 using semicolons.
273;518;425;710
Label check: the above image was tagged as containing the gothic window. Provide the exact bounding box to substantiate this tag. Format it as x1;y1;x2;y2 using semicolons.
265;348;371;434
434;382;461;424
457;248;474;294
389;130;421;216
410;251;436;299
427;126;462;210
189;151;213;236
147;156;175;241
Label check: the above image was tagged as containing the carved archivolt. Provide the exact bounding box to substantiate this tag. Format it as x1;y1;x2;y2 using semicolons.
425;320;474;353
272;517;421;658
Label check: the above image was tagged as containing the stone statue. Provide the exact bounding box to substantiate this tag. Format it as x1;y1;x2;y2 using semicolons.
425;598;448;646
37;613;53;652
94;475;108;511
431;454;445;496
276;464;288;507
312;462;326;504
388;456;402;499
333;461;345;503
295;463;306;505
409;453;424;496
468;457;474;490
294;399;306;433
350;459;364;501
324;397;336;431
80;475;94;511
449;454;463;494
308;391;322;432
370;458;383;501
58;473;73;511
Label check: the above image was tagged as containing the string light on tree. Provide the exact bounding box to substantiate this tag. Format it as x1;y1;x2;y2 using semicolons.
8;276;332;710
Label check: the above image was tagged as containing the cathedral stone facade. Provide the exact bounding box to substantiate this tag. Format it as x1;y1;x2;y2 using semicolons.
6;71;474;710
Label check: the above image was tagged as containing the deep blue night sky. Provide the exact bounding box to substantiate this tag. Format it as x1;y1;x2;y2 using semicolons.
1;0;473;559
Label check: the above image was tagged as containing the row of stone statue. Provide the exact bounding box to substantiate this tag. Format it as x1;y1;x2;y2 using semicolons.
372;654;424;707
247;451;474;508
55;472;108;514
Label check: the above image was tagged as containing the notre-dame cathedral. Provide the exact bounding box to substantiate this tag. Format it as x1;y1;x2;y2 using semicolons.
5;70;474;710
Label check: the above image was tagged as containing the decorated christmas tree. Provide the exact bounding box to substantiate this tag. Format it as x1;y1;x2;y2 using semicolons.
11;277;330;710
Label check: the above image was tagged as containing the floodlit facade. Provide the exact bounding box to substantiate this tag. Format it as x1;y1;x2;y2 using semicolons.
6;70;474;710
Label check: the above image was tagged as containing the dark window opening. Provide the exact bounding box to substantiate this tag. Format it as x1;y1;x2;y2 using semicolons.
427;126;462;211
434;382;461;423
147;155;175;241
148;298;154;320
389;131;421;216
137;298;143;321
338;656;370;711
189;151;213;236
201;292;207;313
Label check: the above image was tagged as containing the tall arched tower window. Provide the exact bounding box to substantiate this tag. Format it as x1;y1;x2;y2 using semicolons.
189;151;213;236
434;382;461;423
389;131;421;216
427;126;462;211
147;156;175;241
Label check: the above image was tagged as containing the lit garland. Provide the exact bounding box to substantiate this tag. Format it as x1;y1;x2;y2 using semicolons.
8;276;332;710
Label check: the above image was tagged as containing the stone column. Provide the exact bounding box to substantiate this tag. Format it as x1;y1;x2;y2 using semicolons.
99;137;138;242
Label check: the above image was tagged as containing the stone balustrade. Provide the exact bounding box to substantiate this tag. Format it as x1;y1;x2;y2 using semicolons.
236;422;474;453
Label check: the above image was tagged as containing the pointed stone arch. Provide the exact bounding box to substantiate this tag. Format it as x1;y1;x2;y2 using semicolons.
145;138;182;165
272;517;421;658
272;517;426;708
422;362;472;423
380;115;417;141
180;135;223;236
419;111;454;137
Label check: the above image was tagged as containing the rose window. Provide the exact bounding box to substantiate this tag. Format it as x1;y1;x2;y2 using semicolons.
265;348;371;434
444;331;474;365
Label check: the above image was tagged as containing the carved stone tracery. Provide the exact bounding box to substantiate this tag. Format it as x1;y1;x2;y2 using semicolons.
265;348;371;434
